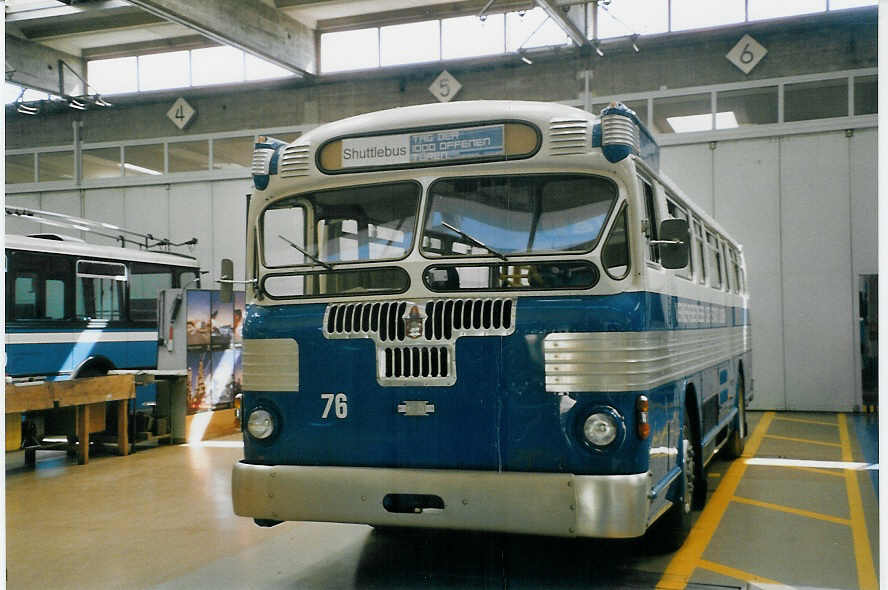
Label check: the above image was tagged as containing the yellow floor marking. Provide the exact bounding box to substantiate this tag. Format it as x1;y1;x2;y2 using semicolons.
731;495;851;526
773;416;838;427
838;414;878;590
788;465;846;478
707;473;721;478
697;559;786;587
763;434;842;448
655;411;775;590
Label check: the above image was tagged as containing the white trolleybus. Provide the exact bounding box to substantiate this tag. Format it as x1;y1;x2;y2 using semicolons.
229;100;751;548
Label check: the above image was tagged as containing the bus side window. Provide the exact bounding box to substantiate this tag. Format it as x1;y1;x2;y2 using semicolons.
602;205;630;279
11;251;72;321
641;179;659;262
693;220;706;285
666;199;692;279
14;273;38;319
706;232;722;289
130;262;173;322
76;260;126;321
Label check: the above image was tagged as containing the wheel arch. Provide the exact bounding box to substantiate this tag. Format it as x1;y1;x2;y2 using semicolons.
73;355;115;378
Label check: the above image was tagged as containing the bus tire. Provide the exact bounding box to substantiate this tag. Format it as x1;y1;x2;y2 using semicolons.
650;410;694;552
724;373;746;460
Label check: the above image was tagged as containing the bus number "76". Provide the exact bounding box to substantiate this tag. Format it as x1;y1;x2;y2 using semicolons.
321;393;348;419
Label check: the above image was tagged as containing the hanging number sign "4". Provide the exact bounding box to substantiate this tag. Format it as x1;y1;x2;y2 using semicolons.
726;34;767;75
167;97;196;130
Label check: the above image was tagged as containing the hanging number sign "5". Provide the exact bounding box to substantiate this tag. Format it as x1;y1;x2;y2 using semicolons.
321;393;348;419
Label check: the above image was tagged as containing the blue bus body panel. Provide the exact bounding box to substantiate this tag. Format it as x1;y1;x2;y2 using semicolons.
242;293;748;475
6;327;158;377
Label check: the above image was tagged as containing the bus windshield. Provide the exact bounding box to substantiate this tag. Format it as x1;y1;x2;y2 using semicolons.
262;181;420;268
421;174;618;257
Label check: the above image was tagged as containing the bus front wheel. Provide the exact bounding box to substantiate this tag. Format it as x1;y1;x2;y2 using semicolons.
649;409;695;552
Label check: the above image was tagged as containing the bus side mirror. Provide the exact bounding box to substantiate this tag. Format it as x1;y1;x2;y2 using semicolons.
220;258;233;303
658;219;690;270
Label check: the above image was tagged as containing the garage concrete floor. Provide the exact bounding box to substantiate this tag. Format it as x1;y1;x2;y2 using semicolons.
6;411;878;589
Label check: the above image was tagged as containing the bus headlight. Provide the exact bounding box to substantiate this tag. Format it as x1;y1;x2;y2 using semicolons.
247;408;275;440
583;412;618;446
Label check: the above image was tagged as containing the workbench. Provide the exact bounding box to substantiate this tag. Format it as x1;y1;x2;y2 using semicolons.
6;374;135;465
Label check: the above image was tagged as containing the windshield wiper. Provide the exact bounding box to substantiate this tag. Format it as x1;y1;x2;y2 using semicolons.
277;234;334;271
441;221;508;261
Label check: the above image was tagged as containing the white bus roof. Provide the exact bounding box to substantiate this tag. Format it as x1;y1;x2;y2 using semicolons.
5;234;199;268
297;100;595;145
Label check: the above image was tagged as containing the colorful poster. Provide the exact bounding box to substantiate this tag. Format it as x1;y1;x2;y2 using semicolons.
186;290;211;349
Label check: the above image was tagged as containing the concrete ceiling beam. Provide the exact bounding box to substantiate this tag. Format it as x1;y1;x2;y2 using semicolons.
127;0;316;76
533;0;587;47
5;35;85;95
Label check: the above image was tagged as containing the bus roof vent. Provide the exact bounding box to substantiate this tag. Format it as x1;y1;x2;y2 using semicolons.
549;118;588;156
279;143;312;178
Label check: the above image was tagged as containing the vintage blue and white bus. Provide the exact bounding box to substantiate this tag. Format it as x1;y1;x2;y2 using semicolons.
230;100;751;547
6;233;200;380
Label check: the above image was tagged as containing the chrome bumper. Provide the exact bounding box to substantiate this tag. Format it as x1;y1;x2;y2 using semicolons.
232;463;652;538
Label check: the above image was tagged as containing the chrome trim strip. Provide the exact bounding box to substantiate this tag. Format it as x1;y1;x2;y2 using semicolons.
243;338;299;392
648;465;682;500
544;326;750;392
701;407;738;449
232;463;651;538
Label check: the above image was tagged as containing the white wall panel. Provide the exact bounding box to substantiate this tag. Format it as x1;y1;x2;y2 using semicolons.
124;185;171;250
169;182;214;284
660;144;714;215
6;194;41;236
210;180;250;286
849;129;878;277
713;138;784;410
779;133;855;411
84;188;125;247
848;128;877;407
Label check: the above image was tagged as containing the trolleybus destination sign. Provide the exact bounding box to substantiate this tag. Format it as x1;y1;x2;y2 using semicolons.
340;124;505;168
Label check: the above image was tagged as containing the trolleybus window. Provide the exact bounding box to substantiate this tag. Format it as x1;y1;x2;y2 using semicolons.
421;174;617;257
9;250;73;320
130;262;174;322
76;260;126;320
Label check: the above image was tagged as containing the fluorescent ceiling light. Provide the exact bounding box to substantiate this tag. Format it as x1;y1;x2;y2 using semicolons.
123;162;162;176
667;111;738;133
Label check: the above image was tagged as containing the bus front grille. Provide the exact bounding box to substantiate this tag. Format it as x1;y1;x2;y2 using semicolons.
382;346;450;380
324;298;514;343
323;298;515;386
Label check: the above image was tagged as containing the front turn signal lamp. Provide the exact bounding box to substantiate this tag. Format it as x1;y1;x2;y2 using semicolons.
637;395;650;439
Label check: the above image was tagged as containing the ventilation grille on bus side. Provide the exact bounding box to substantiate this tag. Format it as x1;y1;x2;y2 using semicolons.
251;149;274;176
549;118;589;156
324;298;515;342
279;144;311;177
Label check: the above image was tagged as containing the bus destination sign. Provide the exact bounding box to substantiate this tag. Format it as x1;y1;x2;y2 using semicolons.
340;124;504;168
